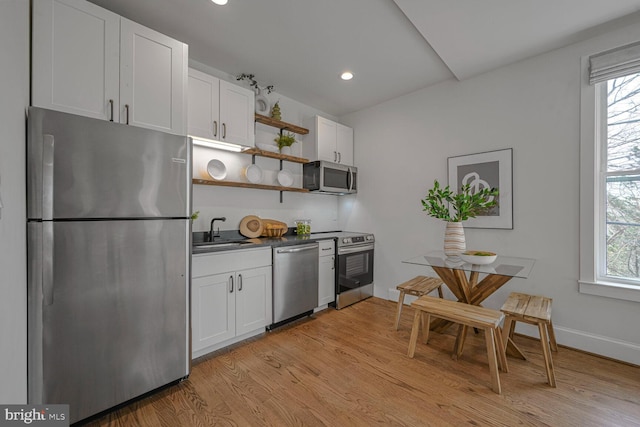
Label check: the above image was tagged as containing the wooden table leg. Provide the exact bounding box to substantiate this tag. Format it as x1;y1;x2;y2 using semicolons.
452;324;468;360
428;266;517;360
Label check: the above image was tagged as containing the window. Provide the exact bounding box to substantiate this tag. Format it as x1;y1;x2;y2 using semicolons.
603;74;640;282
580;42;640;301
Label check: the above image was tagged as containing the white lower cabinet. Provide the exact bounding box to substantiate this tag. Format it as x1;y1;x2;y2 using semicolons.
318;240;336;307
192;248;272;358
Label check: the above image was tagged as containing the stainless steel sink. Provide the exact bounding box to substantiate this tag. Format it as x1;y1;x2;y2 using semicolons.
195;242;242;249
193;240;255;250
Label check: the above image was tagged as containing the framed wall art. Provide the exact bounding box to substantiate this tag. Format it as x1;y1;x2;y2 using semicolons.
448;148;513;229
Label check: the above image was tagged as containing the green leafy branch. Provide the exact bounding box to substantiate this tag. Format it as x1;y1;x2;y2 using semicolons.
421;180;499;222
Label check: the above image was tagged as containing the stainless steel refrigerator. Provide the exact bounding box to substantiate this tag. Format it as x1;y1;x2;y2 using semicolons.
27;107;191;424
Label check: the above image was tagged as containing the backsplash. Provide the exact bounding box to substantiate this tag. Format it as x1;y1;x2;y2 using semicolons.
192;184;341;234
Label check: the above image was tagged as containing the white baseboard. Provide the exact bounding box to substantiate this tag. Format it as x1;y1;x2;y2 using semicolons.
386;288;640;366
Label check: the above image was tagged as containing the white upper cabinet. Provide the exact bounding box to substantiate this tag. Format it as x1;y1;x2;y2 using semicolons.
336;123;354;166
188;69;220;141
188;68;255;148
32;0;120;121
32;0;188;135
304;115;354;165
219;80;255;147
119;18;187;135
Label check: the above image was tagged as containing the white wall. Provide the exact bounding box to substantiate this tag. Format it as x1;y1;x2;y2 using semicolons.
0;0;29;403
189;60;343;234
340;19;640;364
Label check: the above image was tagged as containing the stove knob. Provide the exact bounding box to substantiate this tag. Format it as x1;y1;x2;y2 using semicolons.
343;238;350;244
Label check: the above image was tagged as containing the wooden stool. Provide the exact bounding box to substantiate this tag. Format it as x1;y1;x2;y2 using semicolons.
500;292;558;387
394;276;444;330
407;296;508;394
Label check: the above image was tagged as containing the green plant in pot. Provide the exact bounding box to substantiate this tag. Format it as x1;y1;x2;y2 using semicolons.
421;180;499;257
274;132;296;154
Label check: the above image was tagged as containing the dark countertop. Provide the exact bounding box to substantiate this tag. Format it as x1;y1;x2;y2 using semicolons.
192;229;342;255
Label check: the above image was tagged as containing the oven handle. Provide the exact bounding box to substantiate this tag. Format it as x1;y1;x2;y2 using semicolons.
337;243;374;255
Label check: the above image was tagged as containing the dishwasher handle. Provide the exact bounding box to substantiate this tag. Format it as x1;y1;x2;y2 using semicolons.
276;244;319;254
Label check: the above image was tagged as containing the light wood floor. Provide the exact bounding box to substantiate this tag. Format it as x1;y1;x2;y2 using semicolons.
86;297;640;426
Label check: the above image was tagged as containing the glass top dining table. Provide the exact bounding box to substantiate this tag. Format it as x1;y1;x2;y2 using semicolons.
402;251;536;360
402;251;536;279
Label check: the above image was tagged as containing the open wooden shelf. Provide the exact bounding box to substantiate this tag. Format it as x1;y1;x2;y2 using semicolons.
243;148;309;164
255;113;309;135
193;178;310;193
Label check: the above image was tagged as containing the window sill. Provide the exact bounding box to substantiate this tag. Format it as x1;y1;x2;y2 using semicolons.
579;280;640;302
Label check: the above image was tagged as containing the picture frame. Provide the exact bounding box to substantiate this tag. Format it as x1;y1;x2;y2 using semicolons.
448;148;513;229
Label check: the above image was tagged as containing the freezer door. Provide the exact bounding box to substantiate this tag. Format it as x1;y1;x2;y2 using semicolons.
27;220;190;424
27;107;191;220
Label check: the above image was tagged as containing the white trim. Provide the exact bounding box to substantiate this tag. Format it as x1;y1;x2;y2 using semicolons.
553;324;640;366
579;55;598;287
579;54;640;301
579;280;640;302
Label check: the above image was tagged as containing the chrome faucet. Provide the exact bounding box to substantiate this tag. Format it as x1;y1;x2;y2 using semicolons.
209;217;226;241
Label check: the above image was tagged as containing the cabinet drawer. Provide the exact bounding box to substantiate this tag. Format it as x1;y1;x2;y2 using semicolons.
318;239;335;256
192;247;271;278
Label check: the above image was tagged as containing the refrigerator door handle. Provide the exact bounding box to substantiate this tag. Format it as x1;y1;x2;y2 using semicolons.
42;134;54;221
42;221;54;306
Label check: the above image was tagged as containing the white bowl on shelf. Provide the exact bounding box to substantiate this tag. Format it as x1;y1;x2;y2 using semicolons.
206;159;227;180
277;169;294;187
244;164;263;184
460;251;497;265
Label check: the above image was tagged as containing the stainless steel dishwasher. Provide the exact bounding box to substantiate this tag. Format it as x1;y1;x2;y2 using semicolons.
271;243;319;328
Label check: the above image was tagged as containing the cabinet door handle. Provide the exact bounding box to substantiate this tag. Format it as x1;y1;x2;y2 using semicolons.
125;104;130;125
334;151;337;162
229;275;234;293
338;152;341;163
222;123;226;139
238;274;242;291
108;99;114;122
213;121;218;137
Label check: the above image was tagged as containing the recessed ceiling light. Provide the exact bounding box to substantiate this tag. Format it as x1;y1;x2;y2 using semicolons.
211;0;228;5
341;71;354;81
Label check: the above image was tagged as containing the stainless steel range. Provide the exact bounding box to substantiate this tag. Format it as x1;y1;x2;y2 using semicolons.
335;232;375;309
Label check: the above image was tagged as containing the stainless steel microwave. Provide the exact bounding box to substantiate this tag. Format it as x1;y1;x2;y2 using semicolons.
303;161;357;194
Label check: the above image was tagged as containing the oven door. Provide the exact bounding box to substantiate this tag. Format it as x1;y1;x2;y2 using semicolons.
337;244;374;294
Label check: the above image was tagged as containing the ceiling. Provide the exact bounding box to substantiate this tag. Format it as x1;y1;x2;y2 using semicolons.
88;0;640;117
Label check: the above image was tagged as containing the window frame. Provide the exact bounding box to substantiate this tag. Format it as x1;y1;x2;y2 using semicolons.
579;56;640;302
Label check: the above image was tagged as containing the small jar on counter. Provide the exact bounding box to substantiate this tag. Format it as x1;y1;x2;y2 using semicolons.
295;219;311;235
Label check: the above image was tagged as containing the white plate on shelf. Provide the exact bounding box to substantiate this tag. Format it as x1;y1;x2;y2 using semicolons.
244;164;263;184
207;159;227;180
255;94;269;114
277;169;294;187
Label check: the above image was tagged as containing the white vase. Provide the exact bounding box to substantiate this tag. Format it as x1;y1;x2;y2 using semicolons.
444;221;466;257
280;146;292;155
